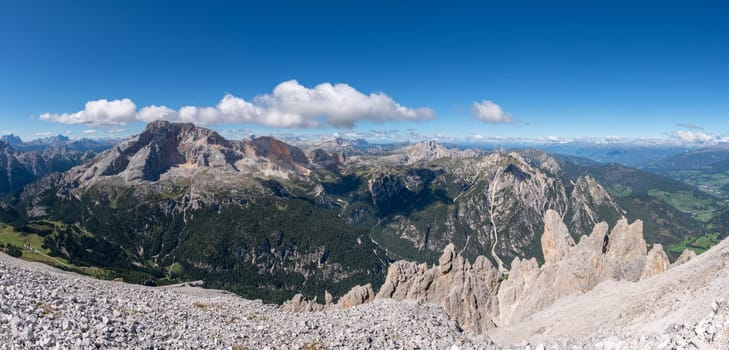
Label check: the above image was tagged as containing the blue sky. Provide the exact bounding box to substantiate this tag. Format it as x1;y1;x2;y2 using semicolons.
0;0;727;144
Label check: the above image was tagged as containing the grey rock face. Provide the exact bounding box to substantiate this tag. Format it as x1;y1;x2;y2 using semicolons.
672;248;697;267
56;121;313;194
640;244;670;279
355;209;674;332
497;210;669;326
337;284;375;308
566;176;621;237
604;218;648;282
281;293;326;312
374;243;502;334
541;209;574;264
401;140;458;164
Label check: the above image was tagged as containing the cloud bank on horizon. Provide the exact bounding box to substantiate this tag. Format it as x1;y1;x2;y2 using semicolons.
39;80;435;128
35;79;726;146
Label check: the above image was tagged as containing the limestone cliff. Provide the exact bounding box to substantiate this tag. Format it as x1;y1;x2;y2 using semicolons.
374;244;502;333
497;210;670;325
288;209;675;334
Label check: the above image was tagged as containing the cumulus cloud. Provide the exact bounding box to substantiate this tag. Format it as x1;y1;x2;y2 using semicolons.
471;100;512;124
107;128;127;134
40;81;434;128
82;129;97;134
40;98;137;126
671;130;713;143
34;131;52;137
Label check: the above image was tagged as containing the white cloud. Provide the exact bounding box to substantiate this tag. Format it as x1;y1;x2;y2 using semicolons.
40;98;137;126
543;135;571;143
137;105;178;123
40;80;434;128
64;130;73;135
82;129;97;134
107;128;127;134
471;100;512;123
34;131;52;137
671;130;713;143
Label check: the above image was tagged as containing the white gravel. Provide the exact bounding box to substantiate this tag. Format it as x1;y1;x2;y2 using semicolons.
0;252;492;349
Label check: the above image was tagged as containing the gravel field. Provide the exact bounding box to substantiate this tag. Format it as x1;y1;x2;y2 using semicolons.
0;252;492;349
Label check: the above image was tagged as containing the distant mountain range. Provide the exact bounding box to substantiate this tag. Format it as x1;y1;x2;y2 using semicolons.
0;134;116;195
0;121;724;305
1;133;117;152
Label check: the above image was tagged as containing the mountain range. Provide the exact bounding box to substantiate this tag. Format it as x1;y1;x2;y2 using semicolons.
1;121;726;305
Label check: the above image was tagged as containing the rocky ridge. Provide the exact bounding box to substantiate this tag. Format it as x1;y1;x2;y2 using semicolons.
496;210;671;326
60;121;312;188
286;210;682;334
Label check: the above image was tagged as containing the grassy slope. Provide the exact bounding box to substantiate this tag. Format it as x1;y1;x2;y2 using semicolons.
0;223;117;279
558;156;728;259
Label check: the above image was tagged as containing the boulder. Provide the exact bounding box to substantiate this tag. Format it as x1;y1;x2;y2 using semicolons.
641;244;670;279
281;294;325;312
673;249;697;267
337;284;375;308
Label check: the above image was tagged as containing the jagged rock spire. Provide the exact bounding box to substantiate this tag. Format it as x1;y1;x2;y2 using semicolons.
284;210;675;334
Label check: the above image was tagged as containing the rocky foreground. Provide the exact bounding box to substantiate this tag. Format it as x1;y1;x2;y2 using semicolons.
2;211;729;349
0;252;491;349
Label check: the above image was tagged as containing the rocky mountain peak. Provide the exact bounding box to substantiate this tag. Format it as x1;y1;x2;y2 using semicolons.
567;175;622;236
0;134;22;146
541;209;574;264
247;136;309;169
140;120;231;148
59;121;311;188
401;140;452;164
92;121;238;182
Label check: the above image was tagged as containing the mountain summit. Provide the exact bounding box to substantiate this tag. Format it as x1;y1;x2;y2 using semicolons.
63;120;313;186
